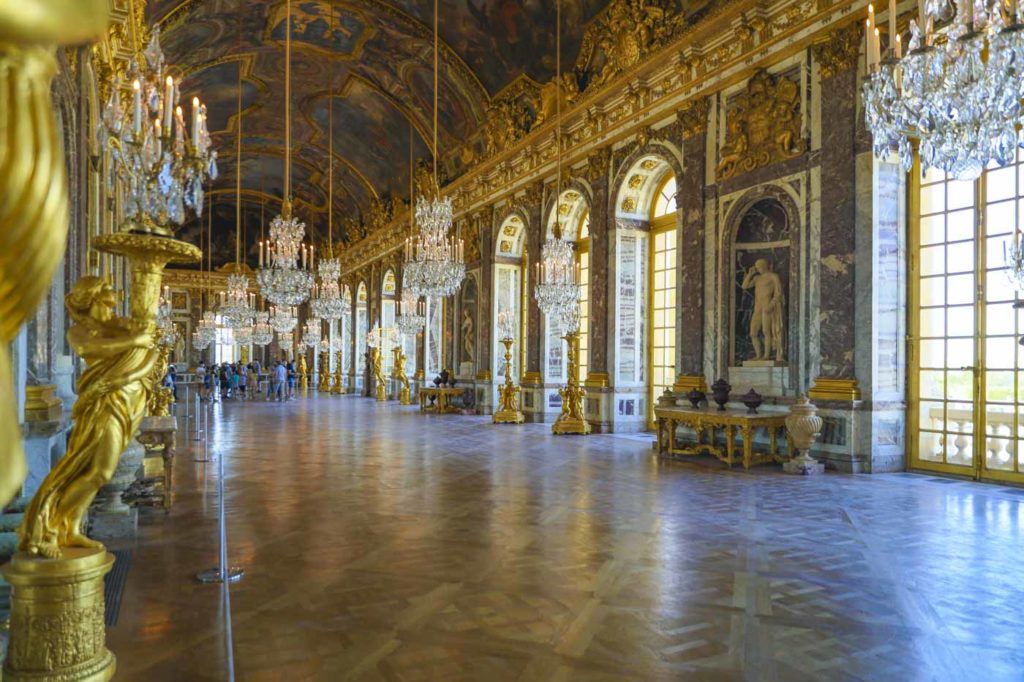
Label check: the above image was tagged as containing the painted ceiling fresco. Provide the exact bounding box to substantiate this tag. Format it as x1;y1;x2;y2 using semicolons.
150;0;623;266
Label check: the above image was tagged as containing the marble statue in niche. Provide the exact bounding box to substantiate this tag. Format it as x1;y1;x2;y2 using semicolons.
461;308;475;362
741;259;785;362
732;198;789;366
459;276;478;373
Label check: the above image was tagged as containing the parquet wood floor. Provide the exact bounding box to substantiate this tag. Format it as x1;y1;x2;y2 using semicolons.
105;396;1024;681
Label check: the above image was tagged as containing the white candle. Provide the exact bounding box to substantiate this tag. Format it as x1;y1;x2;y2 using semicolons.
874;28;881;66
164;76;174;131
259;241;263;267
888;0;896;57
895;33;902;59
866;19;873;70
192;97;200;147
133;79;142;135
302;245;307;269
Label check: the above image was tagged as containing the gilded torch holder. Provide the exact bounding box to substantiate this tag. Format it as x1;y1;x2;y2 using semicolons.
318;351;331;391
552;330;591;436
493;337;524;424
372;347;387;401
331;350;345;394
393;345;411;405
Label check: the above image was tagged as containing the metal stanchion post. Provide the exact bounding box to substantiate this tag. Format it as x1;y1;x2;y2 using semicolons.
194;399;211;463
196;440;244;584
193;391;203;441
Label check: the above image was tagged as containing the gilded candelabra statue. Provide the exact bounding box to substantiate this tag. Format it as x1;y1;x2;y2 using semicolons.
5;233;198;682
552;329;591;435
297;352;308;390
331;349;344;394
0;0;111;510
19;234;199;558
318;350;331;391
371;346;387;401
493;337;524;424
392;345;411;405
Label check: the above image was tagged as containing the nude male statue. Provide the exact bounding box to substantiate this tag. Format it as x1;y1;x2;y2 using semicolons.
740;258;785;362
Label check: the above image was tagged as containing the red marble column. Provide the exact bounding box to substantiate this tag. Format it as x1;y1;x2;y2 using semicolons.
584;148;611;378
478;212;493;375
524;183;544;378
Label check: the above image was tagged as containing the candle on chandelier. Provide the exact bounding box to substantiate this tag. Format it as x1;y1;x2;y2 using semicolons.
873;28;881;66
302;245;307;269
259;241;264;267
133;79;142;135
895;33;901;59
174;105;184;143
164;76;174;132
888;0;896;57
192;97;201;147
154;119;162;156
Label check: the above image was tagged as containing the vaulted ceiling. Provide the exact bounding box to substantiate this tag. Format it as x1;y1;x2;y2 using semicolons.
154;0;615;266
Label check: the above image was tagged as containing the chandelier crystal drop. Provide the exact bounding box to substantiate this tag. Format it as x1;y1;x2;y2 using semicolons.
404;195;465;299
193;310;219;351
257;205;315;306
862;0;1024;179
251;311;274;347
269;306;297;334
98;27;217;230
310;258;348;320
396;289;426;336
535;237;580;333
218;274;254;329
156;289;179;348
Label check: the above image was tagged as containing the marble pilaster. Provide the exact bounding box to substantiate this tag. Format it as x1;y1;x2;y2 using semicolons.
524;183;543;377
584;148;611;378
816;63;858;379
478;212;493;375
677;126;707;380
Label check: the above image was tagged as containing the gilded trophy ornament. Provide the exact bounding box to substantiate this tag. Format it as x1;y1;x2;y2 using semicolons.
298;353;309;390
332;350;345;394
318;351;332;391
18;233;200;559
716;69;807;181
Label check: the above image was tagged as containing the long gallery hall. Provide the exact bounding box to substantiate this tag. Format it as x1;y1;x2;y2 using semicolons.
3;0;1024;681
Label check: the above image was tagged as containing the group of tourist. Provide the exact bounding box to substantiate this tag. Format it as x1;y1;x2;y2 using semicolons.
178;358;299;403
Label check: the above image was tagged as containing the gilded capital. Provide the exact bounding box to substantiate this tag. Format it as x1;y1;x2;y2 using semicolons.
812;25;861;79
678;97;710;139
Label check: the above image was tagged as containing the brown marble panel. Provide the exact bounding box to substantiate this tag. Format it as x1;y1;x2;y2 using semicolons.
479;213;493;374
818;68;857;377
587;168;610;375
524;186;543;376
678;132;707;376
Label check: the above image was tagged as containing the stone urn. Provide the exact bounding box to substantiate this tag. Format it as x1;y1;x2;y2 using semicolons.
783;394;825;475
711;378;731;411
741;388;763;414
657;388;677;408
686;388;706;409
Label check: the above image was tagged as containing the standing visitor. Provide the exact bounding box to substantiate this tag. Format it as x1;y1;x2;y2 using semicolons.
274;360;287;402
196;362;207;401
239;363;248;400
228;365;240;399
286;358;296;400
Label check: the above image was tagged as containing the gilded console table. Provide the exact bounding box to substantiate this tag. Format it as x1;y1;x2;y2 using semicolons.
418;386;464;414
654;406;791;469
135;415;178;509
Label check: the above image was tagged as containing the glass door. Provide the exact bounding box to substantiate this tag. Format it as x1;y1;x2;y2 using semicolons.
909;151;1024;483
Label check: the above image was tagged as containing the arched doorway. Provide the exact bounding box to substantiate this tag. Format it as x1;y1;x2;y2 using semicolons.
614;154;679;429
381;269;397;374
543;189;590;385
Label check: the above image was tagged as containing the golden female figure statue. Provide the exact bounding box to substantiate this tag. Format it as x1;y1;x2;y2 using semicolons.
0;0;110;509
19;277;156;557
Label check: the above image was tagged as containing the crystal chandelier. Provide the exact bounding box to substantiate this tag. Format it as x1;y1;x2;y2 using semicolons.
257;205;315;306
396;289;426;336
863;0;1024;179
193;310;218;351
319;335;333;354
234;323;253;346
257;0;314;305
269;305;297;334
310;258;348;320
251;311;274;347
98;27;217;232
404;196;465;299
534;0;580;333
218;274;254;329
403;0;465;300
300;319;321;350
535;237;580;332
310;20;350;323
156;288;179;348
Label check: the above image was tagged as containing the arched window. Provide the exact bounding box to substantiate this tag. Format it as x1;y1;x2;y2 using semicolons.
494;214;526;385
356;282;368;384
649;173;678;426
653;176;678;218
381;270;397;373
577;210;591;380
